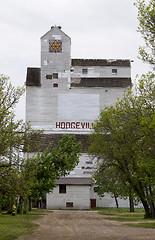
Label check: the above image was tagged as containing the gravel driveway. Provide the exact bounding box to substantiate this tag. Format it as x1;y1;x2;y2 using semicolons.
17;210;155;240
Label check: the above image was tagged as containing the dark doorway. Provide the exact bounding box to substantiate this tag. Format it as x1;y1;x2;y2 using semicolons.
90;199;96;208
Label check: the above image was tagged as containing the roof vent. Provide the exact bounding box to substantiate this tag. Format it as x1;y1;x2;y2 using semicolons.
58;26;62;29
51;26;54;29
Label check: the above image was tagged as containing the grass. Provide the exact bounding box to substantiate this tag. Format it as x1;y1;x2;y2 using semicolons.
126;222;155;228
93;207;155;228
92;207;144;216
0;209;49;240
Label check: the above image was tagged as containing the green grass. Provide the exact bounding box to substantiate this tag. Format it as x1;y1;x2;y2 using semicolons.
0;209;50;240
93;207;155;228
126;222;155;228
92;207;144;216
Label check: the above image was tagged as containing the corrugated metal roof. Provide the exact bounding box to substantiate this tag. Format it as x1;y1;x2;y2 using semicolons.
55;177;92;185
71;77;132;88
30;134;89;152
72;59;131;67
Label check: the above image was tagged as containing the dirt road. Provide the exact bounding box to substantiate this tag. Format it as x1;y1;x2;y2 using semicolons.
17;210;155;240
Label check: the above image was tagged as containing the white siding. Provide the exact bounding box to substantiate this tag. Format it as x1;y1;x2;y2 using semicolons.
47;185;90;209
71;66;131;78
90;187;143;208
26;86;127;133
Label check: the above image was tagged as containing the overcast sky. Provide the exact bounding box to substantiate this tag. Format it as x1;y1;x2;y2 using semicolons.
0;0;151;120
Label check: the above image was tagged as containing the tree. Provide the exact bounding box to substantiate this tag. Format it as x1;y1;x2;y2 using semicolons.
134;0;155;67
0;74;41;211
0;74;24;158
0;74;40;161
31;135;81;201
89;73;155;218
94;164;137;211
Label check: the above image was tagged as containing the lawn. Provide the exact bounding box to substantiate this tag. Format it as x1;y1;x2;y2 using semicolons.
93;207;155;228
0;209;49;240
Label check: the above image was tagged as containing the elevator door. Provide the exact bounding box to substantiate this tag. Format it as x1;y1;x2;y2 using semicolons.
90;199;96;208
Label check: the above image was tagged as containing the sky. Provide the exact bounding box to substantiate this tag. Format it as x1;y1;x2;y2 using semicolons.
0;0;151;120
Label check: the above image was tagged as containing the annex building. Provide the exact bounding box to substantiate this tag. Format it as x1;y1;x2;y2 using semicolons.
26;26;132;209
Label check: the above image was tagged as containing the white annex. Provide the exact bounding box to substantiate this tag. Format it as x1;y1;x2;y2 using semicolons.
26;26;134;209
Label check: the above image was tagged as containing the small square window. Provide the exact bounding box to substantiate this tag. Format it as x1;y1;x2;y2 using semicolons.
82;68;88;74
59;184;66;193
53;73;58;79
46;75;52;79
66;202;73;207
53;83;58;88
112;69;117;74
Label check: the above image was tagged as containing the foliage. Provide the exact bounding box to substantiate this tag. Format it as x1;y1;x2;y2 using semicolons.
0;74;24;157
31;135;81;199
93;163;139;210
0;75;41;210
134;0;155;66
89;73;155;218
0;74;40;161
94;165;128;198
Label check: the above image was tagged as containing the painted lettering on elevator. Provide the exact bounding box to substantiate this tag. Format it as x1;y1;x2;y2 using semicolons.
56;122;94;129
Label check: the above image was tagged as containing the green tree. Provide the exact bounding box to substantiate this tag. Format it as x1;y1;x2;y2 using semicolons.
89;73;155;218
0;74;24;158
0;74;40;211
94;164;137;211
31;135;81;201
134;0;155;66
0;74;40;162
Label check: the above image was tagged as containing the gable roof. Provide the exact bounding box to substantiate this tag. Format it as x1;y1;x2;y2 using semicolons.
41;26;71;40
